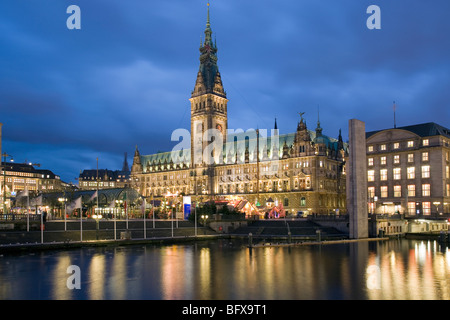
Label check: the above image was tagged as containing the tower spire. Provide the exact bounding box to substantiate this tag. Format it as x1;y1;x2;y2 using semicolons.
204;2;212;45
192;1;224;98
316;105;323;136
122;152;130;172
206;2;211;29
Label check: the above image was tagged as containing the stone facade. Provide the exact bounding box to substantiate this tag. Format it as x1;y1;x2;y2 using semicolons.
366;123;450;216
347;119;368;238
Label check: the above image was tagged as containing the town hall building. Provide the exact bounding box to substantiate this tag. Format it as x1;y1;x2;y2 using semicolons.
130;4;348;217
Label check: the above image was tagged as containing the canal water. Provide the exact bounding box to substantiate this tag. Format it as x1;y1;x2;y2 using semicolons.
0;239;449;300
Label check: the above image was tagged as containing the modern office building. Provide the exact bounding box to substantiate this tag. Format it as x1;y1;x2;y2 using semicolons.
366;122;450;216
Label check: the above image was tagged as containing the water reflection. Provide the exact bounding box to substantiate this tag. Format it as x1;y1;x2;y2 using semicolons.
0;239;448;300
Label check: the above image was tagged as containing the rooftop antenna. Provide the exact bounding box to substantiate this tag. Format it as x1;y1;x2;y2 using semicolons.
393;101;397;128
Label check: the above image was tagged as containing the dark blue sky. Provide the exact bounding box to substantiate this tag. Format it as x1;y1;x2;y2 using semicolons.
1;0;449;183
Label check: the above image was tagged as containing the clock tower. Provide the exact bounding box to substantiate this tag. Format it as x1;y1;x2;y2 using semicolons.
190;3;228;167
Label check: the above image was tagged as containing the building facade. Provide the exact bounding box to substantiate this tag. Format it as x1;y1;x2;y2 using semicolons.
130;5;347;216
78;169;131;190
78;153;131;190
0;161;65;212
366;122;450;216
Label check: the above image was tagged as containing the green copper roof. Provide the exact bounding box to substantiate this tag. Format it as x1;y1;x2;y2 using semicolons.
139;129;342;172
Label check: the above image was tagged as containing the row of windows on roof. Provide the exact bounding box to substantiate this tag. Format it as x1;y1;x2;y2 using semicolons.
368;139;430;152
368;152;432;166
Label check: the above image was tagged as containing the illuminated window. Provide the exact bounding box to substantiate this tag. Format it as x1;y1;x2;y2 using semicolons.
407;141;414;148
446;166;449;179
407;202;415;215
368;158;374;166
407;185;415;197
394;185;401;197
422;184;430;197
380;186;388;198
447;184;450;197
368;146;374;152
368;187;375;198
393;142;400;149
380;156;387;165
407;167;415;179
393;168;401;180
380;144;386;151
422;139;429;146
423;202;431;215
407;154;414;163
393;155;400;164
422;152;429;162
368;170;375;182
421;165;430;178
300;197;306;206
380;169;388;181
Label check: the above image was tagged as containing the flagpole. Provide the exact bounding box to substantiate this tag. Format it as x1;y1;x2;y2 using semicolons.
64;202;67;231
125;190;128;230
26;191;29;232
96;157;99;218
152;193;155;229
40;207;43;244
114;206;117;240
112;198;117;240
143;198;146;239
80;198;83;242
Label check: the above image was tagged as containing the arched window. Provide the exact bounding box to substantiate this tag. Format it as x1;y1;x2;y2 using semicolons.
300;197;306;206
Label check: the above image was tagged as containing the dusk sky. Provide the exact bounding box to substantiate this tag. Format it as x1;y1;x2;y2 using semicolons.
1;0;449;183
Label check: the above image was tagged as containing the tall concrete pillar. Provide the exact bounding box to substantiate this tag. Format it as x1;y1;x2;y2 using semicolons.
346;119;368;239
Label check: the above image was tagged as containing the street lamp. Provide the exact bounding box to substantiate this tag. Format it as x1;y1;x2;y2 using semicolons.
58;197;68;231
115;199;123;219
374;196;378;215
92;213;102;240
433;202;441;216
58;197;67;217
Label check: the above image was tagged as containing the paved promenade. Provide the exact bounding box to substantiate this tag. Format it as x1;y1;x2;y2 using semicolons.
0;219;217;251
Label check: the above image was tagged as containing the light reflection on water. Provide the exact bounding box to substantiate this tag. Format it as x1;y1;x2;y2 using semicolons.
0;239;448;300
